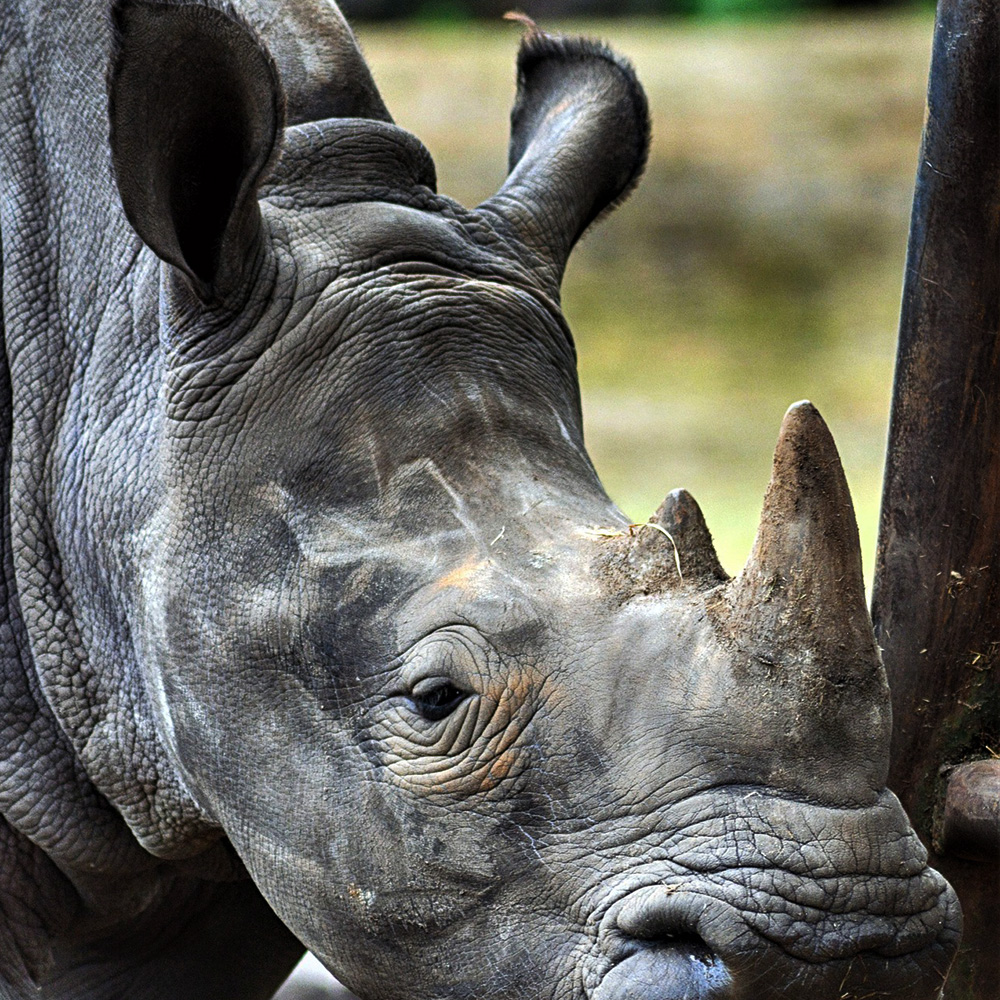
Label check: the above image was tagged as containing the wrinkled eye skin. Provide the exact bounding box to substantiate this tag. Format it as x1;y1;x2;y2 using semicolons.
292;622;578;1000
363;625;548;804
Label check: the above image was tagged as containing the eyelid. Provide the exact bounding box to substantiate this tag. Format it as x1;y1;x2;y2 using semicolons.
400;657;464;695
411;674;463;698
397;625;487;691
406;677;470;724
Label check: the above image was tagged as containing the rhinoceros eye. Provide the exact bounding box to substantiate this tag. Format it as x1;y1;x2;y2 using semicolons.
409;678;468;722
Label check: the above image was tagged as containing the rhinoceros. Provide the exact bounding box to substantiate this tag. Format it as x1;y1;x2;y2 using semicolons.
0;1;963;998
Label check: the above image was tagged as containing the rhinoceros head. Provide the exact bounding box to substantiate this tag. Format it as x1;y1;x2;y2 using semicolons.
107;2;959;998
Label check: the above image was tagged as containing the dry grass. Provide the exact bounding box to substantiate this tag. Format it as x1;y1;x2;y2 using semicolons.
356;12;934;586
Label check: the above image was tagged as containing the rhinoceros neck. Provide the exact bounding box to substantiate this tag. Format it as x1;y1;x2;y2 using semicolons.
0;2;223;878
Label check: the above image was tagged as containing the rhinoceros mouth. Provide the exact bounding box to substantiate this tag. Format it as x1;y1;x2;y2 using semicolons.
575;785;960;1000
591;938;736;1000
644;787;958;964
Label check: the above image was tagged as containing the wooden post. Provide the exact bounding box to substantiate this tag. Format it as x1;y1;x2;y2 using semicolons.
871;1;999;997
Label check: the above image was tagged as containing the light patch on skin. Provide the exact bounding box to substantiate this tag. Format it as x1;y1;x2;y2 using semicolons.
434;556;491;593
133;505;187;773
481;749;515;790
415;459;486;545
547;403;592;469
229;573;303;655
347;883;377;913
258;479;465;573
551;407;575;447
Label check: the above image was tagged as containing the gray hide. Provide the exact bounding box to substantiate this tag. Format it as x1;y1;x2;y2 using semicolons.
0;2;960;999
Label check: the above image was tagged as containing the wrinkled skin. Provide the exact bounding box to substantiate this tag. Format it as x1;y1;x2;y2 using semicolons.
0;1;960;998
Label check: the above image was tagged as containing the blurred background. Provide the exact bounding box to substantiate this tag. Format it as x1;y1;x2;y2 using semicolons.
339;0;932;22
338;0;935;589
277;2;935;995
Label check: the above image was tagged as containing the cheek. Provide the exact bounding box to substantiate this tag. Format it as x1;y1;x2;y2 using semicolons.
209;731;391;960
312;781;573;998
259;774;512;979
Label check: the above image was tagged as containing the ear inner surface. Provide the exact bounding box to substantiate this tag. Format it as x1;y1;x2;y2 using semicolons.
109;0;285;300
479;31;650;287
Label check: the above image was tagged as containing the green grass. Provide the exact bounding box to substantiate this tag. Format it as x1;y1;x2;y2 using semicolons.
357;12;934;587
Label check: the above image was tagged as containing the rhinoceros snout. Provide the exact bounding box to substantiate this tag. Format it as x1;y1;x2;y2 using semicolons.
591;874;958;1000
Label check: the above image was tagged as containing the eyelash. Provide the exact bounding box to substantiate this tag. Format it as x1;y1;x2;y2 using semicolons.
410;682;468;722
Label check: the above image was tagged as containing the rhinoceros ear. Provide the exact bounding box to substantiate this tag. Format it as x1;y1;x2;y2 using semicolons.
108;0;284;303
257;1;392;125
479;27;650;287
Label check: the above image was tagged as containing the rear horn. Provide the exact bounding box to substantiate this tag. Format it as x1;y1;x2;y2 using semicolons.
599;489;728;597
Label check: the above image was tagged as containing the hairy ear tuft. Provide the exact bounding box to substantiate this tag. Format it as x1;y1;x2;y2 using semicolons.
480;30;650;287
511;32;650;222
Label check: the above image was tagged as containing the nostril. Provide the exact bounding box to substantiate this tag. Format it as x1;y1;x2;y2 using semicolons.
616;888;700;942
594;941;734;1000
626;928;707;949
593;889;737;1000
617;920;722;977
615;888;725;961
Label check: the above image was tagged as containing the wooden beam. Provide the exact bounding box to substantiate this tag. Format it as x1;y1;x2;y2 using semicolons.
871;1;999;997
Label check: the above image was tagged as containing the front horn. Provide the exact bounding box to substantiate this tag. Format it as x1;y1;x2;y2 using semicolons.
725;401;882;685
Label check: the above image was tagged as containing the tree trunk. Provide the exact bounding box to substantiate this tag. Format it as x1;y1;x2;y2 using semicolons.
871;2;999;998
